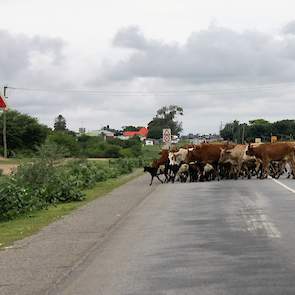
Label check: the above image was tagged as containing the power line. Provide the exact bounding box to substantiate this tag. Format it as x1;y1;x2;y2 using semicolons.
6;81;295;96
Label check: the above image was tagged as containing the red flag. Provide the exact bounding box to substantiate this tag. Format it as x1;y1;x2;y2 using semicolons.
0;95;7;109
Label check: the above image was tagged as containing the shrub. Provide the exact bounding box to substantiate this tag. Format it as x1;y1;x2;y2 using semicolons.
0;178;45;220
47;131;78;157
0;146;142;221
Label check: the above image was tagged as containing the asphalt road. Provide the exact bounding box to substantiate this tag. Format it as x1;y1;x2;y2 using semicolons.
3;174;295;295
52;177;295;295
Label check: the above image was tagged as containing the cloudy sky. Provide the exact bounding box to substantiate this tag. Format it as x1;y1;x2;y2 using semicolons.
1;0;295;134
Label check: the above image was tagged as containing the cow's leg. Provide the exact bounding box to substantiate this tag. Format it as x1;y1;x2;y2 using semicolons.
156;175;164;184
213;163;220;181
288;156;295;179
262;158;269;179
150;175;154;185
255;161;262;178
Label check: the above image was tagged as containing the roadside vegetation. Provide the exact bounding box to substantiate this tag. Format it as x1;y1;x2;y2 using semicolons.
0;107;178;247
0;169;143;248
0;143;145;221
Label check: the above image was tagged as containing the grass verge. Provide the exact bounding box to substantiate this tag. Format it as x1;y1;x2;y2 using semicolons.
0;168;143;249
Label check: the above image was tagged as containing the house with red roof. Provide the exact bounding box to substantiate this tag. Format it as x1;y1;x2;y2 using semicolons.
123;127;149;140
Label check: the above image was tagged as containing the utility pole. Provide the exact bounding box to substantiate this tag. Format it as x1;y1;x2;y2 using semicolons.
241;124;245;144
3;86;7;158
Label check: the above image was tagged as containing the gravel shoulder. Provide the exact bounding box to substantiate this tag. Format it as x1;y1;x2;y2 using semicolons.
0;173;158;295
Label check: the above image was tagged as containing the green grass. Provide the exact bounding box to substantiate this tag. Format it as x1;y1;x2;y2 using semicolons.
0;168;143;249
0;159;22;165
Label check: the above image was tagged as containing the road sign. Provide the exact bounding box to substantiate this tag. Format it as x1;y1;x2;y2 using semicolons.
163;129;171;144
0;94;7;109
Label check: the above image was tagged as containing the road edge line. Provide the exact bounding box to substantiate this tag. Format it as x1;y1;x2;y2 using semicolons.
270;177;295;194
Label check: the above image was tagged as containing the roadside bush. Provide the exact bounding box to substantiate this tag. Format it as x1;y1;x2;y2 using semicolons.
47;131;78;157
103;144;122;158
77;135;142;158
0;153;142;221
42;169;85;203
0;178;44;220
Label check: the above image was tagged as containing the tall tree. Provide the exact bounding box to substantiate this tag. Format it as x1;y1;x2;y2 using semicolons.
0;110;49;152
220;120;241;142
54;114;67;131
247;119;271;141
148;105;183;139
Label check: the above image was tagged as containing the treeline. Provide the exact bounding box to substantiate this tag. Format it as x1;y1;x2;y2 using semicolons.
220;119;295;143
0;110;142;158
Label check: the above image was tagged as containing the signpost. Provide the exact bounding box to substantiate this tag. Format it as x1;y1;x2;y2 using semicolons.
0;93;7;109
163;128;171;149
0;87;8;158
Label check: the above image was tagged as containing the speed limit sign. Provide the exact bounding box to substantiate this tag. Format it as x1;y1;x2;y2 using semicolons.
162;129;171;144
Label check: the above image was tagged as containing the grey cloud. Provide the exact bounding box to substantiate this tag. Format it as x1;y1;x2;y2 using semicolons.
282;20;295;35
0;30;65;81
5;25;295;135
113;26;148;50
105;26;295;83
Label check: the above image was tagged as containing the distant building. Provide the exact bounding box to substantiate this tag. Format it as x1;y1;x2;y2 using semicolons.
145;139;154;146
79;127;86;134
123;127;149;140
86;129;115;139
171;135;179;144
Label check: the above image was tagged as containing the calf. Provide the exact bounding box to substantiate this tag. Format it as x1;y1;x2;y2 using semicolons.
203;163;215;181
188;162;199;182
144;166;165;186
176;163;189;183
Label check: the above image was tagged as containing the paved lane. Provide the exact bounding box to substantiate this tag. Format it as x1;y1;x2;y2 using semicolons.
55;179;295;295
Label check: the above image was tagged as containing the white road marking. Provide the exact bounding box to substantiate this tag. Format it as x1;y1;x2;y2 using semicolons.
244;212;281;238
270;177;295;194
241;192;281;238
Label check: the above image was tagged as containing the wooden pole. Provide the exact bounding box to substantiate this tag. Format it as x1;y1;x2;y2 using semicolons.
3;86;7;158
242;124;245;144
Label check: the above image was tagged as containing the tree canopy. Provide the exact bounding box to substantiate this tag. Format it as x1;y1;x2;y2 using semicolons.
54;114;67;131
122;126;144;132
220;118;295;143
148;105;183;139
0;110;49;153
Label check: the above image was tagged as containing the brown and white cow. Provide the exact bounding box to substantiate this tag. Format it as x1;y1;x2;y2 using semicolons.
219;144;246;179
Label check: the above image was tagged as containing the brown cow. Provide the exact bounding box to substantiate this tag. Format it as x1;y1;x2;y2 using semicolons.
152;149;169;168
187;143;235;164
246;142;295;178
186;143;235;180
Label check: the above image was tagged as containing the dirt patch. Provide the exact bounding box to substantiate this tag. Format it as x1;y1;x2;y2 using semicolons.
0;164;18;175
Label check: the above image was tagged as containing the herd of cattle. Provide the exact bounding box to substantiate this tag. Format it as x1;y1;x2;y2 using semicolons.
144;142;295;185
